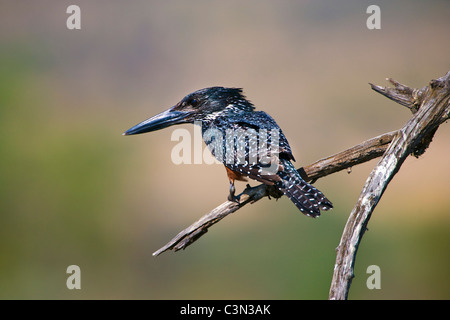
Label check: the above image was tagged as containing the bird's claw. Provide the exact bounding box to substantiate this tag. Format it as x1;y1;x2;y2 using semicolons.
228;182;240;203
228;194;241;203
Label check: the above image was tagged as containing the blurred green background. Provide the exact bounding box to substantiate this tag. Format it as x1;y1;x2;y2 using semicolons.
0;0;449;299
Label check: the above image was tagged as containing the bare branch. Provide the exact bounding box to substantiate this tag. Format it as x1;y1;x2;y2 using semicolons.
329;71;450;300
152;184;269;256
369;78;429;113
153;130;398;256
301;130;398;182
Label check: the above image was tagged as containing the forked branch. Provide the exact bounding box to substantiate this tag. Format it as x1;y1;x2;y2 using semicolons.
152;72;450;301
329;72;450;300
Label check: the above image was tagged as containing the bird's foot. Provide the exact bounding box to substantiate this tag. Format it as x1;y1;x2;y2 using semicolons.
228;183;240;203
228;194;241;203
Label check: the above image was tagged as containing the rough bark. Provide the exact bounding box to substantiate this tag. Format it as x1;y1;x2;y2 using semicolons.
329;72;450;300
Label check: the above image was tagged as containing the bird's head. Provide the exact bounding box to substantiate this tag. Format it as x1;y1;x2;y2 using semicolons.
123;87;254;135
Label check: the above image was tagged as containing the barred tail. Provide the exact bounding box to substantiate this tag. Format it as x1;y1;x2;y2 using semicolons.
276;161;333;217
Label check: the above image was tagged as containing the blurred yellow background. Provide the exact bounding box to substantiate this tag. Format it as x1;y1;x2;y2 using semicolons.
0;0;449;299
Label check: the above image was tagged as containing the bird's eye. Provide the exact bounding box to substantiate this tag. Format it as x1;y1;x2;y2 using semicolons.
190;98;198;107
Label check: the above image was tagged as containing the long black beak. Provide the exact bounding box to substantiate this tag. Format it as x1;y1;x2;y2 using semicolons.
123;108;192;136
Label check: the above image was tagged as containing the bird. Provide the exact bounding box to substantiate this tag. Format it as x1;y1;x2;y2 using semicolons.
124;87;333;217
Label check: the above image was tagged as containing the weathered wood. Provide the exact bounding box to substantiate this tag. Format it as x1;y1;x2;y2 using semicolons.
153;131;400;256
329;71;450;300
369;78;429;113
301;130;398;182
152;185;267;256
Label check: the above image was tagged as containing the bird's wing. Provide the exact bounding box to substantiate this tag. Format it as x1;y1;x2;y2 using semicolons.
217;111;295;185
225;111;296;162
